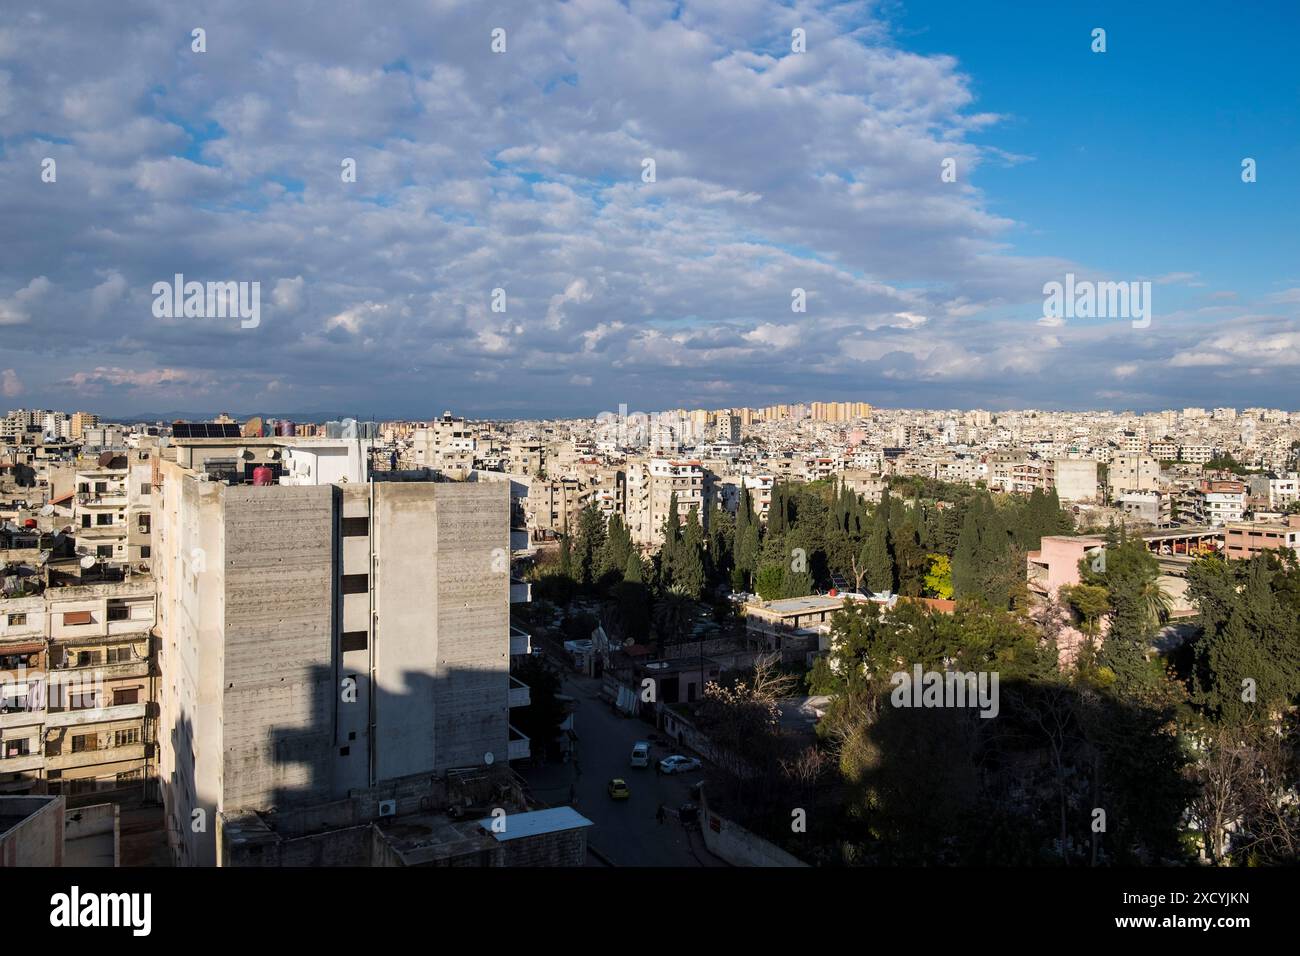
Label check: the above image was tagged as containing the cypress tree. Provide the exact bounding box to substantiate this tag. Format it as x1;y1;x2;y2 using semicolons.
863;504;895;593
678;504;707;599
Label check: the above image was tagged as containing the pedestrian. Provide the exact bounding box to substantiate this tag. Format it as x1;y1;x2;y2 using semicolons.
656;803;666;825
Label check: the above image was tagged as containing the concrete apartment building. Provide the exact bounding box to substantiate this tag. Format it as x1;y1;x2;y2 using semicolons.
155;441;530;866
1052;458;1099;502
1108;454;1160;496
73;450;155;569
1118;491;1171;527
627;458;707;547
0;547;156;806
408;412;476;471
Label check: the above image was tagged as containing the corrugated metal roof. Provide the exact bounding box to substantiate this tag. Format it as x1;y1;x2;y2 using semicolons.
477;806;594;842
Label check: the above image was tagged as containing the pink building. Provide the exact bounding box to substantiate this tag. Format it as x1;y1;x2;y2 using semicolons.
1027;535;1106;598
1027;535;1107;666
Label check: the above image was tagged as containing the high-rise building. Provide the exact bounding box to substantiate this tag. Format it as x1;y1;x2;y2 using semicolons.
155;442;530;866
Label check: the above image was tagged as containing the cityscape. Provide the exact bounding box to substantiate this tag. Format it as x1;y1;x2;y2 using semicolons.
1;401;1297;872
1;0;1292;935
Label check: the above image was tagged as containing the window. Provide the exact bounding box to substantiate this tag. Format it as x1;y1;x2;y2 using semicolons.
94;482;107;494
71;733;99;753
116;769;142;784
2;739;30;759
6;613;25;626
112;688;139;706
114;728;140;748
106;646;132;664
140;484;151;497
138;514;151;533
62;611;93;626
141;546;151;559
341;516;369;536
69;687;100;710
45;740;61;758
96;514;113;526
340;631;368;652
107;605;130;622
81;515;91;529
340;574;368;594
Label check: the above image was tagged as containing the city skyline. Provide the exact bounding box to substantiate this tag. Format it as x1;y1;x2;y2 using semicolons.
2;0;1297;417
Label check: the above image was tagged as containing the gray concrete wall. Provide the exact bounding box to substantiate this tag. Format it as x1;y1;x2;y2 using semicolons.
373;481;510;779
220;484;336;811
0;795;63;866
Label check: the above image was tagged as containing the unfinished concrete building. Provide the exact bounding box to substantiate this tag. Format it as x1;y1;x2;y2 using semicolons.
155;440;531;866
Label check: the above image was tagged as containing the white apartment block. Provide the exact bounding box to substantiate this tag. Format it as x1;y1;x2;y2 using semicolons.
1179;444;1216;464
1205;490;1246;526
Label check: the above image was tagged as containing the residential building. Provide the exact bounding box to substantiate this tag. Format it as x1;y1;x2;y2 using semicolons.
155;442;528;866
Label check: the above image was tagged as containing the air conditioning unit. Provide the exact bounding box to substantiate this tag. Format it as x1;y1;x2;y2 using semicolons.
377;800;397;818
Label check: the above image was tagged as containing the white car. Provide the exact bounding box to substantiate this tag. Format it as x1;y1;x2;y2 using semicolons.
658;755;701;775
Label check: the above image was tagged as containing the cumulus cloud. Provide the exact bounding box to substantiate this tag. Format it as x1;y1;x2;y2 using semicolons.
0;0;1291;414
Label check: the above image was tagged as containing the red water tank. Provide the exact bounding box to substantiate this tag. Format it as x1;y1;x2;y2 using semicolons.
828;587;838;597
23;518;37;529
252;466;274;486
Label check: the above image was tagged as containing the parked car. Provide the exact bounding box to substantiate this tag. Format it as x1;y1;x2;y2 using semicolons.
658;755;702;775
629;741;650;767
607;778;631;800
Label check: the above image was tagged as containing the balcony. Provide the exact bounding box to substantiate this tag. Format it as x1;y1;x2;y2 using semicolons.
0;752;43;773
0;708;44;730
45;701;146;728
509;577;531;604
509;626;531;656
45;742;146;772
76;492;128;508
508;724;530;761
508;676;531;708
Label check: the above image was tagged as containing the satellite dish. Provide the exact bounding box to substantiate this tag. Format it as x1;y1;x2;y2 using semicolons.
80;555;97;569
97;451;115;467
39;505;54;516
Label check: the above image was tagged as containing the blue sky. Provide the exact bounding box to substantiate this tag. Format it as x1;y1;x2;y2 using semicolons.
0;0;1297;419
891;1;1300;294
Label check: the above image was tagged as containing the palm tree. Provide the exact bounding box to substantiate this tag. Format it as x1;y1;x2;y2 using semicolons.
1139;575;1173;631
652;586;695;655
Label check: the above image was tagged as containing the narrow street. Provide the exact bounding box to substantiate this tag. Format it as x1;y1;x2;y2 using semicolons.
519;671;727;867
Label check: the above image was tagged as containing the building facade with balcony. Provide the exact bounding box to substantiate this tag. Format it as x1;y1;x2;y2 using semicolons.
0;575;156;806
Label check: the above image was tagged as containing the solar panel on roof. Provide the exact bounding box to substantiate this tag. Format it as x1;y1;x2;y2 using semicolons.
171;422;243;438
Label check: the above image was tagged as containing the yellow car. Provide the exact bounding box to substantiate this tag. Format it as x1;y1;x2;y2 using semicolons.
607;778;631;800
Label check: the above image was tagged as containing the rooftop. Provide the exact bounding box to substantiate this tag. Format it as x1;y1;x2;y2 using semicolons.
475;806;593;843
